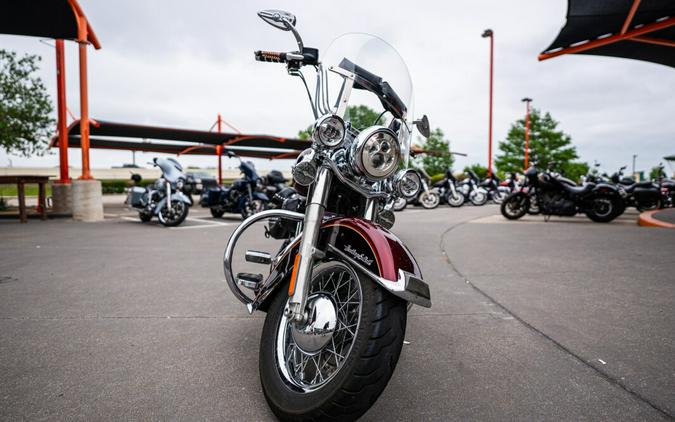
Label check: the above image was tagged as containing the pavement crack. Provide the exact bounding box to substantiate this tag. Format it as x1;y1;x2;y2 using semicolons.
439;217;675;421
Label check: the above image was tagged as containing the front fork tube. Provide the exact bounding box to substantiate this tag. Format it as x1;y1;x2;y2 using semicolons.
165;182;171;212
287;166;333;324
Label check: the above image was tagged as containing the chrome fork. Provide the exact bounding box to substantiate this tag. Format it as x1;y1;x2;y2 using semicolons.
287;166;332;324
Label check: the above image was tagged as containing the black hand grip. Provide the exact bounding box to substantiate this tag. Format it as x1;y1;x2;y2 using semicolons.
254;50;287;63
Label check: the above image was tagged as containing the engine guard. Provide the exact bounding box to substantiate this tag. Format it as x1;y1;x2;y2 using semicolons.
222;210;431;314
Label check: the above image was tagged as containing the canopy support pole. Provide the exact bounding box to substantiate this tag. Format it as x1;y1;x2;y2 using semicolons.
77;16;92;180
55;39;69;183
217;114;223;185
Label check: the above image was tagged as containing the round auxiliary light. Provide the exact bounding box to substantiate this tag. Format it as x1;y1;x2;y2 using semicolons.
393;169;422;199
313;114;345;148
292;148;317;186
350;126;400;181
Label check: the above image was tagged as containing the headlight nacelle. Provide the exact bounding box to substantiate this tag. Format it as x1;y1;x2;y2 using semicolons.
349;126;400;181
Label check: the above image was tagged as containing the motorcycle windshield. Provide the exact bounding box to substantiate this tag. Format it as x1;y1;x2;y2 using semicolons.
155;157;184;183
322;33;414;164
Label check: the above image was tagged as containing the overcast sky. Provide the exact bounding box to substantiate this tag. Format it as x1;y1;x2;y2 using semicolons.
1;0;674;174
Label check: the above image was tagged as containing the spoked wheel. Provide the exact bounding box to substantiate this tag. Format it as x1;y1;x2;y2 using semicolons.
470;191;488;206
585;195;621;223
158;200;189;227
393;197;407;212
501;193;529;220
241;198;266;219
260;261;407;422
419;191;440;209
491;191;506;205
446;191;465;207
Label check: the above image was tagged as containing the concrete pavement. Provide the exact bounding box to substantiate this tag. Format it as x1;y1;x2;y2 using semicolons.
0;204;673;421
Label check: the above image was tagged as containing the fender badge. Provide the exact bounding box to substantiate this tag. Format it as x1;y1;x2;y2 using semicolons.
344;244;374;266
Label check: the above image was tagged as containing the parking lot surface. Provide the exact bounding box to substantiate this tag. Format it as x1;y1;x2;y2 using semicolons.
1;204;673;421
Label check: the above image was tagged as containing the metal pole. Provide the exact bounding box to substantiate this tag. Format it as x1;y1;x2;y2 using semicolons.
522;98;532;169
632;154;637;178
55;39;70;183
217;114;223;185
482;29;494;177
78;37;92;179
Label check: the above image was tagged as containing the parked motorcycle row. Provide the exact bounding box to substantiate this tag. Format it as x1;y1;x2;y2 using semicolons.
500;162;675;223
393;167;511;211
124;152;290;226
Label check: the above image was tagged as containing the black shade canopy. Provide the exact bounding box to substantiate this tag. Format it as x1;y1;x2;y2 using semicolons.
540;0;675;67
1;0;100;48
50;119;310;160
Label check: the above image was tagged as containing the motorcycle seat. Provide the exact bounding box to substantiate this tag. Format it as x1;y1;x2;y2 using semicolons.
562;183;594;195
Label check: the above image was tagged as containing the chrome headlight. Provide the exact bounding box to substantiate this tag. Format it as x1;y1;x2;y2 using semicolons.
313;114;345;148
393;169;422;199
349;126;400;181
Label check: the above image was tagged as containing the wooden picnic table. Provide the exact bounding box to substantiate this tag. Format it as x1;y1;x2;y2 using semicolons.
0;175;50;223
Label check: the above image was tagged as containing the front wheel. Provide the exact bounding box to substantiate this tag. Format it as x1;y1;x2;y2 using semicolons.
260;261;407;422
419;191;440;209
159;200;189;227
393;197;407;212
446;191;465;207
501;193;529;220
241;198;266;219
470;190;488;206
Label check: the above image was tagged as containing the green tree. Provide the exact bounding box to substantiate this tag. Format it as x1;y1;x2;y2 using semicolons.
495;108;580;173
463;163;488;179
560;162;590;184
649;166;665;181
419;128;454;177
297;105;384;139
0;49;54;156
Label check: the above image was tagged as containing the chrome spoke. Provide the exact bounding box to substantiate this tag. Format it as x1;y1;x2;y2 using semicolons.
276;263;362;392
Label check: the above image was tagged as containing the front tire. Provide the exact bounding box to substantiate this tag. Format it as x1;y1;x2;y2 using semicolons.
419;191;440;209
210;207;225;218
159;200;189;227
446;191;465;207
260;261;407;422
241;198;266;219
393;197;407;212
470;190;488;206
501;193;529;220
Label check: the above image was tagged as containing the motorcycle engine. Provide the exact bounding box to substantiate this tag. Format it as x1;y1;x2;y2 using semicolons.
228;189;241;204
540;192;576;216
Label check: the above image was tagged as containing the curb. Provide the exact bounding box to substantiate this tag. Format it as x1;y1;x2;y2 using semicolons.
638;210;675;228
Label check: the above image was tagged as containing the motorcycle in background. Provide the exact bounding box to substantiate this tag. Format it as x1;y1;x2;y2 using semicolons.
458;170;488;206
200;151;269;218
610;165;661;211
501;165;624;222
432;168;465;207
479;173;509;204
222;11;432;420
125;157;192;227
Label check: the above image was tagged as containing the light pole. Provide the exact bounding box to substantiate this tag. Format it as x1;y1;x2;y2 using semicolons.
521;97;532;169
482;29;494;177
632;154;637;178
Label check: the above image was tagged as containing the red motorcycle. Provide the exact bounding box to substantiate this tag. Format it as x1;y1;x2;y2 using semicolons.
222;10;431;421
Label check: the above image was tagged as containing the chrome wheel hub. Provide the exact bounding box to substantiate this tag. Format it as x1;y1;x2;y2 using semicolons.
291;294;337;354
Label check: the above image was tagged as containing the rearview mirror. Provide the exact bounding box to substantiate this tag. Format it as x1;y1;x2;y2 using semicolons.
414;115;431;138
258;10;297;31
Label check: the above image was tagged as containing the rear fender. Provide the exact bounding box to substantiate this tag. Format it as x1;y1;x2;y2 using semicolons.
592;183;619;196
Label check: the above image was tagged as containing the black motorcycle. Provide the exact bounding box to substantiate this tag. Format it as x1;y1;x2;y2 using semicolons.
432;169;465;207
260;169;289;201
610;165;661;211
501;165;624;223
479;173;509;204
200;151;269;218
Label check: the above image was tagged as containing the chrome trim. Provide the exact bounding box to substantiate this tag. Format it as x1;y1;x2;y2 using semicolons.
288;166;332;323
327;244;431;308
223;209;305;306
324;159;389;200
